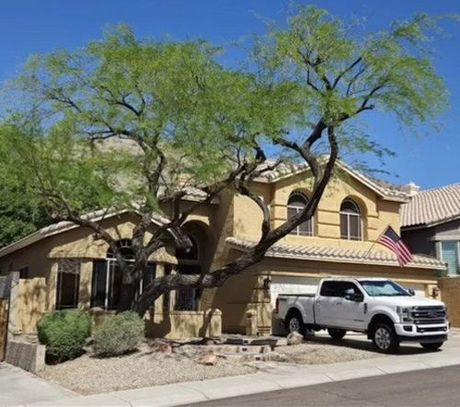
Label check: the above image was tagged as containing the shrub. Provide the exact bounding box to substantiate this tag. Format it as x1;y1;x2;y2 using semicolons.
37;310;91;363
93;311;144;357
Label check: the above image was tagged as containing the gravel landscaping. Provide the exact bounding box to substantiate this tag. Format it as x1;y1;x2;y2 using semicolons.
275;341;377;364
39;341;257;395
38;336;378;394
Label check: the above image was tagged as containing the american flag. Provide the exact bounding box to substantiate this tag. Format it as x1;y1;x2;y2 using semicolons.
377;226;413;266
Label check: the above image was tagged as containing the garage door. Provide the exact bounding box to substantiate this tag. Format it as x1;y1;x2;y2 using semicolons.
397;282;426;298
270;276;321;307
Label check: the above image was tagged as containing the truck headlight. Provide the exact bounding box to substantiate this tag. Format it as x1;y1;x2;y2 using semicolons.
396;306;414;323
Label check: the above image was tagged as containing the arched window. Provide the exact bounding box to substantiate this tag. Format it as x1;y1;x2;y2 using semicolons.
287;192;313;236
91;239;156;310
176;235;199;262
340;198;362;240
176;234;201;311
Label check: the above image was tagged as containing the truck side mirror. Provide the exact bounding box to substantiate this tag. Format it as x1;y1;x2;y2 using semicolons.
344;288;364;302
407;288;415;296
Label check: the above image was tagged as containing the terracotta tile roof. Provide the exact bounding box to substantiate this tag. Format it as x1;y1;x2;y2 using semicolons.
226;237;446;270
401;183;460;228
0;209;173;258
255;159;410;202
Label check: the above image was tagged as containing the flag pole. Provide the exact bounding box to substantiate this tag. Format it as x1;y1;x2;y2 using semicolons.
365;225;389;258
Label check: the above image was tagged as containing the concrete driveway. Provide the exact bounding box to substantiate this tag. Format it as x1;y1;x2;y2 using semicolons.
0;363;75;407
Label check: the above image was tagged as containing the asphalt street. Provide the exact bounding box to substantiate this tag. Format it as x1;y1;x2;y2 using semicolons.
193;364;460;406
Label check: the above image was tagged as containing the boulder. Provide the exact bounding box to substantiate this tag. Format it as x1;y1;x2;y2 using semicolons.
158;343;173;354
287;331;304;345
198;351;217;366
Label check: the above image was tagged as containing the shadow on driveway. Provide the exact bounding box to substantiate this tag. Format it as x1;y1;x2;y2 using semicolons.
305;333;439;355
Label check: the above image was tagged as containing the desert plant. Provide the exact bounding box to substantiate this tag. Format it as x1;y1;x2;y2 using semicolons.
93;311;144;357
37;309;91;363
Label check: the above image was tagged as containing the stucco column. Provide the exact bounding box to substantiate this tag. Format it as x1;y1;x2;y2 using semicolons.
7;272;20;338
47;262;58;312
153;264;165;314
79;261;93;309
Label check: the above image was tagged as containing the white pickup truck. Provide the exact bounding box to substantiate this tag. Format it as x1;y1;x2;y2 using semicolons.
275;277;449;353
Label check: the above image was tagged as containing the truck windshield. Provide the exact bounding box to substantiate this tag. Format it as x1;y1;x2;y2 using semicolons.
359;280;410;297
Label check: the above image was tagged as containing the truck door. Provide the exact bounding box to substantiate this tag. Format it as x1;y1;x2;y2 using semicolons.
338;282;366;330
316;280;343;327
316;281;366;330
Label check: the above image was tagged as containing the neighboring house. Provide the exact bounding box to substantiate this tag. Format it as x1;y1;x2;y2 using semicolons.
0;161;446;337
401;183;460;276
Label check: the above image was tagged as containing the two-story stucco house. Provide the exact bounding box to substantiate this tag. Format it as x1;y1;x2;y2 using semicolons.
0;161;445;337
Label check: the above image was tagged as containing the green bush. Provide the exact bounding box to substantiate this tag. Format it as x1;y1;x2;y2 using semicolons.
37;310;91;363
93;311;144;357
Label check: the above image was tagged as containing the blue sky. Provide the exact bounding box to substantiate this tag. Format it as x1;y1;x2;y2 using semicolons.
1;0;459;189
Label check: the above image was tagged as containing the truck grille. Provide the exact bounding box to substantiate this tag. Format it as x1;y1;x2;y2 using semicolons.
410;306;446;325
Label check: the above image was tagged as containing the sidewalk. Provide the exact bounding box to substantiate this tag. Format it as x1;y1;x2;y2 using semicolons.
23;333;460;406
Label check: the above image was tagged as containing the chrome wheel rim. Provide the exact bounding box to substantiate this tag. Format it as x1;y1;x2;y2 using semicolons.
289;318;300;332
375;327;391;350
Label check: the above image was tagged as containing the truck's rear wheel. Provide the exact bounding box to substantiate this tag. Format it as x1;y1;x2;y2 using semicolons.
285;311;305;335
327;328;346;340
421;342;444;351
372;323;400;353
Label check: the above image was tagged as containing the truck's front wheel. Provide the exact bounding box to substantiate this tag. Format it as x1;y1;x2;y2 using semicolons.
372;323;400;353
328;328;346;340
286;312;305;335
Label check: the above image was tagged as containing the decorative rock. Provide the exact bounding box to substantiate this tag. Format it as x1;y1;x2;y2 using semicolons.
287;331;304;345
198;351;217;366
199;337;216;346
158;343;172;354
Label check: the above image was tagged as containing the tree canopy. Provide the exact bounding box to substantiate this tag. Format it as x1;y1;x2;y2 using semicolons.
0;6;449;313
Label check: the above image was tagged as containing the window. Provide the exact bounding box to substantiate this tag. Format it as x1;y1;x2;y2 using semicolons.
91;240;156;310
340;198;362;240
320;281;360;297
56;260;80;310
19;267;30;279
440;241;459;276
175;234;200;311
360;280;410;297
287;192;313;236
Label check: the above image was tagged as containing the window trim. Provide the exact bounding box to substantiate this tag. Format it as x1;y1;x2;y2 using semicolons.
287;192;314;237
55;260;81;310
439;240;460;276
340;198;363;241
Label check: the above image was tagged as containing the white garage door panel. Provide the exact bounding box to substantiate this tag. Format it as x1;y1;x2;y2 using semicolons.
400;283;426;298
270;276;320;307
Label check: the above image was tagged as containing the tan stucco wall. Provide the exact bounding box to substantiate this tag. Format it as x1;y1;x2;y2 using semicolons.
439;277;460;327
16;278;47;334
145;309;222;339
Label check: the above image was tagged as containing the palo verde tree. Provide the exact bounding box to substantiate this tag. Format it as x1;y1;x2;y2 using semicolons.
3;7;448;314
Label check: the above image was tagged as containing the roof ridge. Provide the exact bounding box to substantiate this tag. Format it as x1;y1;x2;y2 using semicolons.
418;182;460;194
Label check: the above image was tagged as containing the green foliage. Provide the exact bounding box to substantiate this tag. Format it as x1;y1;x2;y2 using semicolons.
0;125;50;247
255;5;448;130
5;25;302;218
37;310;91;363
92;311;144;357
